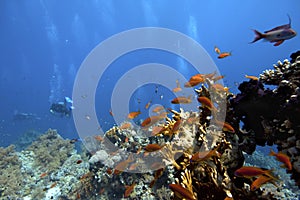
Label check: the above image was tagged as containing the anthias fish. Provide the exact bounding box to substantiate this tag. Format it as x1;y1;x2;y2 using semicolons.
245;75;259;81
197;96;217;111
250;174;277;191
214;46;221;54
234;166;275;179
218;52;232;59
127;110;141;119
250;15;297;46
169;184;196;200
269;149;292;170
171;96;192;104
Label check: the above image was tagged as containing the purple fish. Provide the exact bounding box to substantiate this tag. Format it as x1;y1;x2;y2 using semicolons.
250;15;297;46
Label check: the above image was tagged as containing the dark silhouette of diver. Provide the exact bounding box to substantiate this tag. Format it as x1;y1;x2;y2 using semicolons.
50;97;74;117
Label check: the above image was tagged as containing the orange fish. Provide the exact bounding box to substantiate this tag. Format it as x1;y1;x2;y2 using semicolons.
144;144;164;152
171;96;192;104
212;83;229;92
169;184;196;200
172;79;182;92
214;120;235;133
234;166;274;179
218;52;231;59
191;149;221;162
214;46;221;54
114;154;134;175
151;126;165;136
128;163;139;171
152;105;165;113
149;168;164;188
250;174;276;191
269;149;292;170
203;71;217;79
109;109;114;116
94;135;104;142
124;183;136;198
40;172;47;178
186;116;198;124
127;110;141;119
150;162;165;170
197;96;217;111
184;74;205;87
99;188;105;195
245;75;259;81
120;122;131;129
212;75;225;82
172;119;181;132
50;182;57;189
106;168;113;175
145;100;152;109
141;115;163;127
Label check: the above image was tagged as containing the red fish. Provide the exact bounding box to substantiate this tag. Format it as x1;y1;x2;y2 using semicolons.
120;122;131;129
212;83;229;92
169;184;196;200
172;119;181;132
250;15;297;46
172;79;182;92
197;96;217;111
127;110;141;119
124;183;135;198
109;109;114;116
250;174;277;191
184;74;205;87
269;149;292;170
234;166;275;179
245;75;259;81
212;75;225;82
50;182;57;189
145;100;152;109
191;149;221;162
214;120;235;133
152;105;164;113
141;115;163;127
151;126;165;136
40;172;48;178
214;46;221;54
149;168;164;188
144;144;164;152
171;96;192;104
218;52;231;59
114;155;134;175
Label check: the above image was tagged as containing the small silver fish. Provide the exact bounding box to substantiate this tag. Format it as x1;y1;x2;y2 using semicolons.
250;15;297;46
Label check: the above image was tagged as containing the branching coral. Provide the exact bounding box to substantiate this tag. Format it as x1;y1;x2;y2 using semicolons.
231;51;300;189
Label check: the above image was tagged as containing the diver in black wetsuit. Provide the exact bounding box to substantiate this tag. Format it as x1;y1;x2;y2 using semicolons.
50;97;74;117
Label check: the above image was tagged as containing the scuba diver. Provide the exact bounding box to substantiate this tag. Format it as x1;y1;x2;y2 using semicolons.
13;110;41;121
50;97;74;117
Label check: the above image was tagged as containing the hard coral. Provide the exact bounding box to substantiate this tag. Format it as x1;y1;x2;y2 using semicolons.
231;50;300;189
26;129;74;173
0;145;24;199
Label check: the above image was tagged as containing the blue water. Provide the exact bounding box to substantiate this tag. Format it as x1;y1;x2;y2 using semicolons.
0;0;299;147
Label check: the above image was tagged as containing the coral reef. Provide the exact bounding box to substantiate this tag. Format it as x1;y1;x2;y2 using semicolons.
231;51;300;189
26;129;75;174
82;51;300;200
1;52;300;199
0;145;24;199
0;129;90;199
